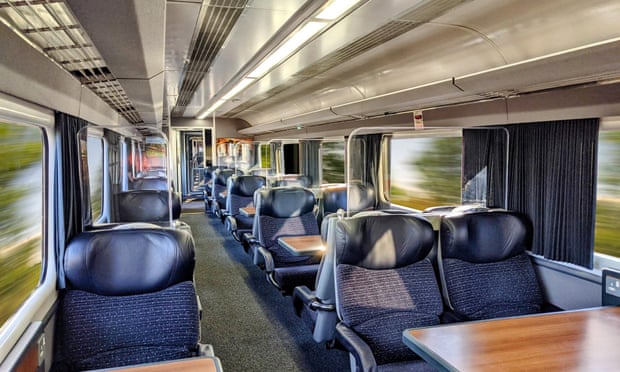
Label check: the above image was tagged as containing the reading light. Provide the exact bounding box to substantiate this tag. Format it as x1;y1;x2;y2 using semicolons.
248;21;326;79
315;0;361;20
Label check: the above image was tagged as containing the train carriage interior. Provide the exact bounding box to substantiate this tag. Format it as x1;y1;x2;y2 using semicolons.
1;0;620;371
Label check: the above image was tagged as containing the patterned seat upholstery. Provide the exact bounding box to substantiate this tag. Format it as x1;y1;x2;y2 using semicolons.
224;175;266;241
54;228;200;371
333;214;441;370
316;182;376;232
438;210;543;320
250;187;320;294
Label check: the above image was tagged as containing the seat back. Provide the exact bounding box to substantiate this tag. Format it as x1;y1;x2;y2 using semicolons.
439;210;543;320
273;175;313;188
226;175;266;215
116;190;181;223
317;183;376;230
55;228;199;370
226;175;266;229
334;214;441;365
212;168;235;209
132;176;169;191
254;187;319;266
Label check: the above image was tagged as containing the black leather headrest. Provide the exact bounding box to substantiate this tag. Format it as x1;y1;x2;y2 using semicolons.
116;190;181;222
440;211;532;263
334;214;434;269
133;176;169;191
322;183;375;213
273;175;312;187
257;187;316;218
229;175;266;197
65;228;195;295
216;169;235;186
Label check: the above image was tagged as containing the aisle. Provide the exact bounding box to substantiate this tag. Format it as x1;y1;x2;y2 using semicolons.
182;211;349;372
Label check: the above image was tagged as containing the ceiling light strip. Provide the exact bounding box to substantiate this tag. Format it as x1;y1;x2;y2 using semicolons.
196;0;364;119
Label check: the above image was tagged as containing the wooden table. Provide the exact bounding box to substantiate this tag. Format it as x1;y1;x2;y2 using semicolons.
277;235;325;256
94;357;222;372
403;306;620;371
239;206;255;217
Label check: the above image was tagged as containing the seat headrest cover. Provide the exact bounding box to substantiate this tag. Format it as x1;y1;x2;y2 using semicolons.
274;175;312;187
335;214;434;269
65;228;195;295
216;169;235;186
440;211;532;263
322;183;376;213
257;187;316;217
230;175;266;197
133;176;169;191
116;190;181;222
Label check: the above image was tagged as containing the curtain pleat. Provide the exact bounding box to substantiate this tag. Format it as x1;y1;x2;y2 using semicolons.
55;112;89;288
508;119;599;268
464;119;598;268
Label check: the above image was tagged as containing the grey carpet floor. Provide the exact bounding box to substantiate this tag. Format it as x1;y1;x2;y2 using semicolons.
182;210;349;372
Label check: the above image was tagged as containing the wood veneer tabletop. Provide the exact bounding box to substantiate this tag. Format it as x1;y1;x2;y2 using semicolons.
404;306;620;372
278;235;325;256
239;207;256;217
96;357;220;372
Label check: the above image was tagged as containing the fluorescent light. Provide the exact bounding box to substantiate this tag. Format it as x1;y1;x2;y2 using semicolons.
222;78;255;100
196;99;225;119
315;0;361;20
248;21;326;78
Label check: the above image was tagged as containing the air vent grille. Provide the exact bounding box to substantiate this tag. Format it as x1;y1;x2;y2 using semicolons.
171;0;248;116
0;0;143;124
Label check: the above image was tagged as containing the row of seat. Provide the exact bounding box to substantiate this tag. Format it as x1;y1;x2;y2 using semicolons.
202;167;313;217
293;210;544;370
205;174;379;294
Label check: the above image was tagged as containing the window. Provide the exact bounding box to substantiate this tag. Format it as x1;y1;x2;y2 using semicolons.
389;136;462;210
0;122;43;327
595;130;620;258
87;136;104;221
320;141;344;184
259;143;271;169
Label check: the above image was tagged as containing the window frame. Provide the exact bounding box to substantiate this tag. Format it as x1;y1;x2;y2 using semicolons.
0;93;56;363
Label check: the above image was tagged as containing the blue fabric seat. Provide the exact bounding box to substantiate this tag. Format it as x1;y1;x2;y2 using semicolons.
333;214;441;371
249;187;320;294
292;183;379;344
224;175;266;241
210;168;235;218
53;228;201;371
438;210;544;321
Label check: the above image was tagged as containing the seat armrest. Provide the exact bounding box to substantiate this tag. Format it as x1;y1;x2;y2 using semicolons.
243;233;258;245
257;246;275;272
293;285;314;316
335;323;377;372
293;286;337;313
225;216;239;241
